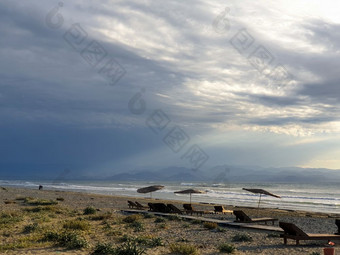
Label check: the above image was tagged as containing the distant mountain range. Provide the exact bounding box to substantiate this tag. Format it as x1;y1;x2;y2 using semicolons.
104;165;340;183
1;165;340;183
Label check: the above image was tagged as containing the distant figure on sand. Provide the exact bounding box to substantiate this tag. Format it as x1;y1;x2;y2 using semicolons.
39;185;43;190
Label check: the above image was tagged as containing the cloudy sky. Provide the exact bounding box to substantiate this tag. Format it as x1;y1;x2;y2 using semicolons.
1;0;340;178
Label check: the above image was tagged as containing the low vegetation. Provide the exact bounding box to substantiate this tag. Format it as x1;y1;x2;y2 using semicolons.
1;193;301;254
154;217;166;223
123;214;142;223
92;242;116;254
169;243;199;255
83;206;97;215
63;219;90;231
0;212;23;226
92;240;146;255
43;231;88;249
24;198;58;206
232;233;253;242
23;223;39;233
203;222;217;230
219;243;236;253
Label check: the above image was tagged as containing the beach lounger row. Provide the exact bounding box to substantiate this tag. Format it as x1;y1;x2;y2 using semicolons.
127;200;232;215
127;200;148;210
147;203;204;215
127;201;340;246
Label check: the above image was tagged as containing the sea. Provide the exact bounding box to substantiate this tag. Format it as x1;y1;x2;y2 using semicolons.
1;180;339;214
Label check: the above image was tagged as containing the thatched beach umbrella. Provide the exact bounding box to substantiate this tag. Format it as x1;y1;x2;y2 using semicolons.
174;189;205;204
243;188;281;208
137;185;164;198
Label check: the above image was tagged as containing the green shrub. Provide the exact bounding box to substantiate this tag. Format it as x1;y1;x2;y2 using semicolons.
191;219;201;224
134;236;163;247
43;231;88;249
24;206;56;213
114;240;146;255
92;242;116;255
63;220;90;231
83;206;97;215
232;233;253;242
24;198;57;206
169;243;199;255
143;214;154;219
309;252;321;255
148;237;163;247
217;227;226;233
123;214;141;223
103;221;112;230
23;223;39;233
129;221;144;232
56;197;65;201
90;212;112;221
0;212;23;225
168;215;181;221
58;231;88;249
203;222;217;230
219;243;236;253
119;234;131;243
43;231;60;241
182;223;191;228
154;217;166;223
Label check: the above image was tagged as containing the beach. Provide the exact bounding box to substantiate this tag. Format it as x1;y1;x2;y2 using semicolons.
0;186;339;254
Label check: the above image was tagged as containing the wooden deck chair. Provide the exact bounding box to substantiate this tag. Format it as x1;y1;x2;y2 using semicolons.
148;202;156;211
279;222;340;245
167;204;183;214
135;201;147;210
214;205;232;214
233;210;277;225
153;203;171;213
127;200;138;209
183;204;204;216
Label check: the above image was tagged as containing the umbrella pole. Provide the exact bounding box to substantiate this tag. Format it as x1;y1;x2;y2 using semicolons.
190;194;192;204
258;194;262;208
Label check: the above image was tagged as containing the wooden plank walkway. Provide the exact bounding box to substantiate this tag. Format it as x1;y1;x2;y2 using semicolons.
121;209;283;233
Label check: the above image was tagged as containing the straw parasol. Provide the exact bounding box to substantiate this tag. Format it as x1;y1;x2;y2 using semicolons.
137;185;164;198
174;189;205;204
243;188;281;208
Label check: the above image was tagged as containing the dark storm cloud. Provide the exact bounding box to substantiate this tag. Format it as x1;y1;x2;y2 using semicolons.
1;0;340;175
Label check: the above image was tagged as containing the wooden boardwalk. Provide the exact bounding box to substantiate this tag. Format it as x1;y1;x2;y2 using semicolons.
121;209;283;233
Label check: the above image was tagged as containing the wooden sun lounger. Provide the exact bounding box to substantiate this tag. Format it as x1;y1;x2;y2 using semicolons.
148;202;156;211
279;221;340;245
183;204;206;216
167;204;183;214
279;222;340;245
151;203;171;213
135;201;147;210
128;200;138;209
233;210;278;225
214;205;232;214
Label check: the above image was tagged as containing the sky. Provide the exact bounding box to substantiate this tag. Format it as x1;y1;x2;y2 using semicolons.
1;0;340;178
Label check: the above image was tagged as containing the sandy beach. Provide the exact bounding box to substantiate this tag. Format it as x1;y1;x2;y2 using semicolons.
0;186;339;254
